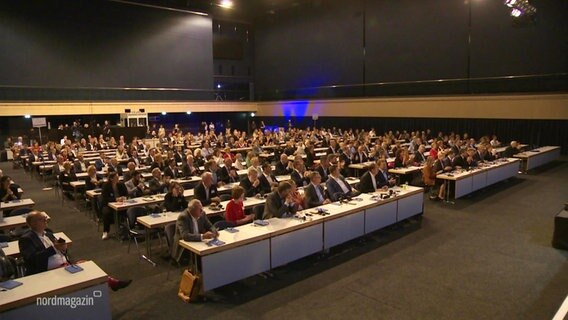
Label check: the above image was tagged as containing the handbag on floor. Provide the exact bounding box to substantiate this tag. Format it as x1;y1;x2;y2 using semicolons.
178;269;201;303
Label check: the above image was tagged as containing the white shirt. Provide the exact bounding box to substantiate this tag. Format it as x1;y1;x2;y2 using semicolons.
35;231;67;270
264;173;274;184
370;173;377;190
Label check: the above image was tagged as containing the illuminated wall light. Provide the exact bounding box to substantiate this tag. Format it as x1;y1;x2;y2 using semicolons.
505;0;517;7
250;112;256;117
24;115;31;119
511;8;523;17
161;111;167;115
219;0;234;9
217;84;222;89
186;111;192;115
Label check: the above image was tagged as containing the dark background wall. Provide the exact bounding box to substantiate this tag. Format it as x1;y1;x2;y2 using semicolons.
254;0;568;96
0;0;213;91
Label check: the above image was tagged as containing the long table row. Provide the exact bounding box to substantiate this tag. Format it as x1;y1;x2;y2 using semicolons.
178;186;424;291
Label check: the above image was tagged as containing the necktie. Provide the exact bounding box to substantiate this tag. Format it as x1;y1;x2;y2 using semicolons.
315;185;324;202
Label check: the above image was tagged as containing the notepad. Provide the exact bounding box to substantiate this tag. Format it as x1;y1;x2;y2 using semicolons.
64;265;84;274
0;280;23;290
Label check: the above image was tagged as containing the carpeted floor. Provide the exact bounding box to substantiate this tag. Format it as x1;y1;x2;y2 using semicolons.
2;158;567;320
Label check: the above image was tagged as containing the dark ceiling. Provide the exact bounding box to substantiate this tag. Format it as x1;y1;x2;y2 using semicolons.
108;0;322;23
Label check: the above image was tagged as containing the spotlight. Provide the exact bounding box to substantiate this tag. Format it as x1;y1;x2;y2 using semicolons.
161;112;167;116
24;115;31;119
250;112;256;117
504;0;536;18
217;84;222;89
186;111;192;115
511;8;522;17
505;0;517;7
219;0;233;9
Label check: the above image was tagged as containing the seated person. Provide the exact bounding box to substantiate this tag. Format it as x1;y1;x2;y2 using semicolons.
452;148;470;169
326;164;358;201
287;180;305;211
122;161;137;182
100;172;128;240
172;200;218;262
503;141;522;158
239;167;262;197
376;160;396;188
274;153;293;176
73;153;90;173
0;175;20;203
193;172;220;206
164;159;181;179
291;160;310;187
124;171;151;198
217;157;239;184
352;146;368;164
359;162;387;193
414;145;427;164
85;165;104;191
263;181;297;219
304;172;331;208
163;182;188;212
148;168;169;195
394;148;413;168
181;154;200;177
18;211;131;290
224;186;254;226
259;162;279;194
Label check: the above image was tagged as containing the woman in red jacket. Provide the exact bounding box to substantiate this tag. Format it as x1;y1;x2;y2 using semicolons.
225;186;254;225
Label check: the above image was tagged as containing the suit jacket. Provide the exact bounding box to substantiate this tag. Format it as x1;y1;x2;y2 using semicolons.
375;169;391;188
452;155;467;168
359;171;379;193
163;193;188;212
291;170;308;187
217;166;238;184
181;163;200;178
326;176;353;201
316;165;330;181
164;166;180;179
259;173;277;194
414;151;427;164
240;178;262;197
73;160;90;173
94;158;106;171
193;182;218;205
101;181;128;206
353;152;367;164
148;177;167;195
85;174;103;191
274;161;292;176
18;230;62;275
503;146;520;158
304;183;327;208
263;191;296;219
172;210;214;261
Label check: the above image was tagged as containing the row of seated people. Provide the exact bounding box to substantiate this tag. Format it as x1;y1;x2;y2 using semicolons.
0;211;131;291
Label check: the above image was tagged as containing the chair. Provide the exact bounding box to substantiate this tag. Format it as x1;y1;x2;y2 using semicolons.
125;207;160;266
164;222;180;280
7;207;32;218
213;220;236;231
219;194;232;202
253;204;265;220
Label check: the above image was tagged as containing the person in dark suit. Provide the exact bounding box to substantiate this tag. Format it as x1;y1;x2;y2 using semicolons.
503;141;521;158
94;152;107;171
274;153;293;176
217;157;239;184
304;172;331;208
129;150;143;167
121;162;137;183
414;145;427;164
193;172;220;206
173;147;185;164
352;146;368;164
259;162;278;194
19;211;131;290
327;140;339;155
291;160;310;187
316;155;331;181
376;160;396;188
263;182;296;219
0;176;20;203
85;165;104;191
100;172;128;240
359;163;383;193
163;182;188;212
73;153;90;173
172;200;217;262
181;154;200;178
339;145;352;176
452;148;469;169
326;164;355;201
148;168;169;195
239;167;262;197
164;159;181;179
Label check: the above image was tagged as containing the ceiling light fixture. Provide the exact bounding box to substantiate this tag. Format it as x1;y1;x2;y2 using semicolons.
219;0;234;9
